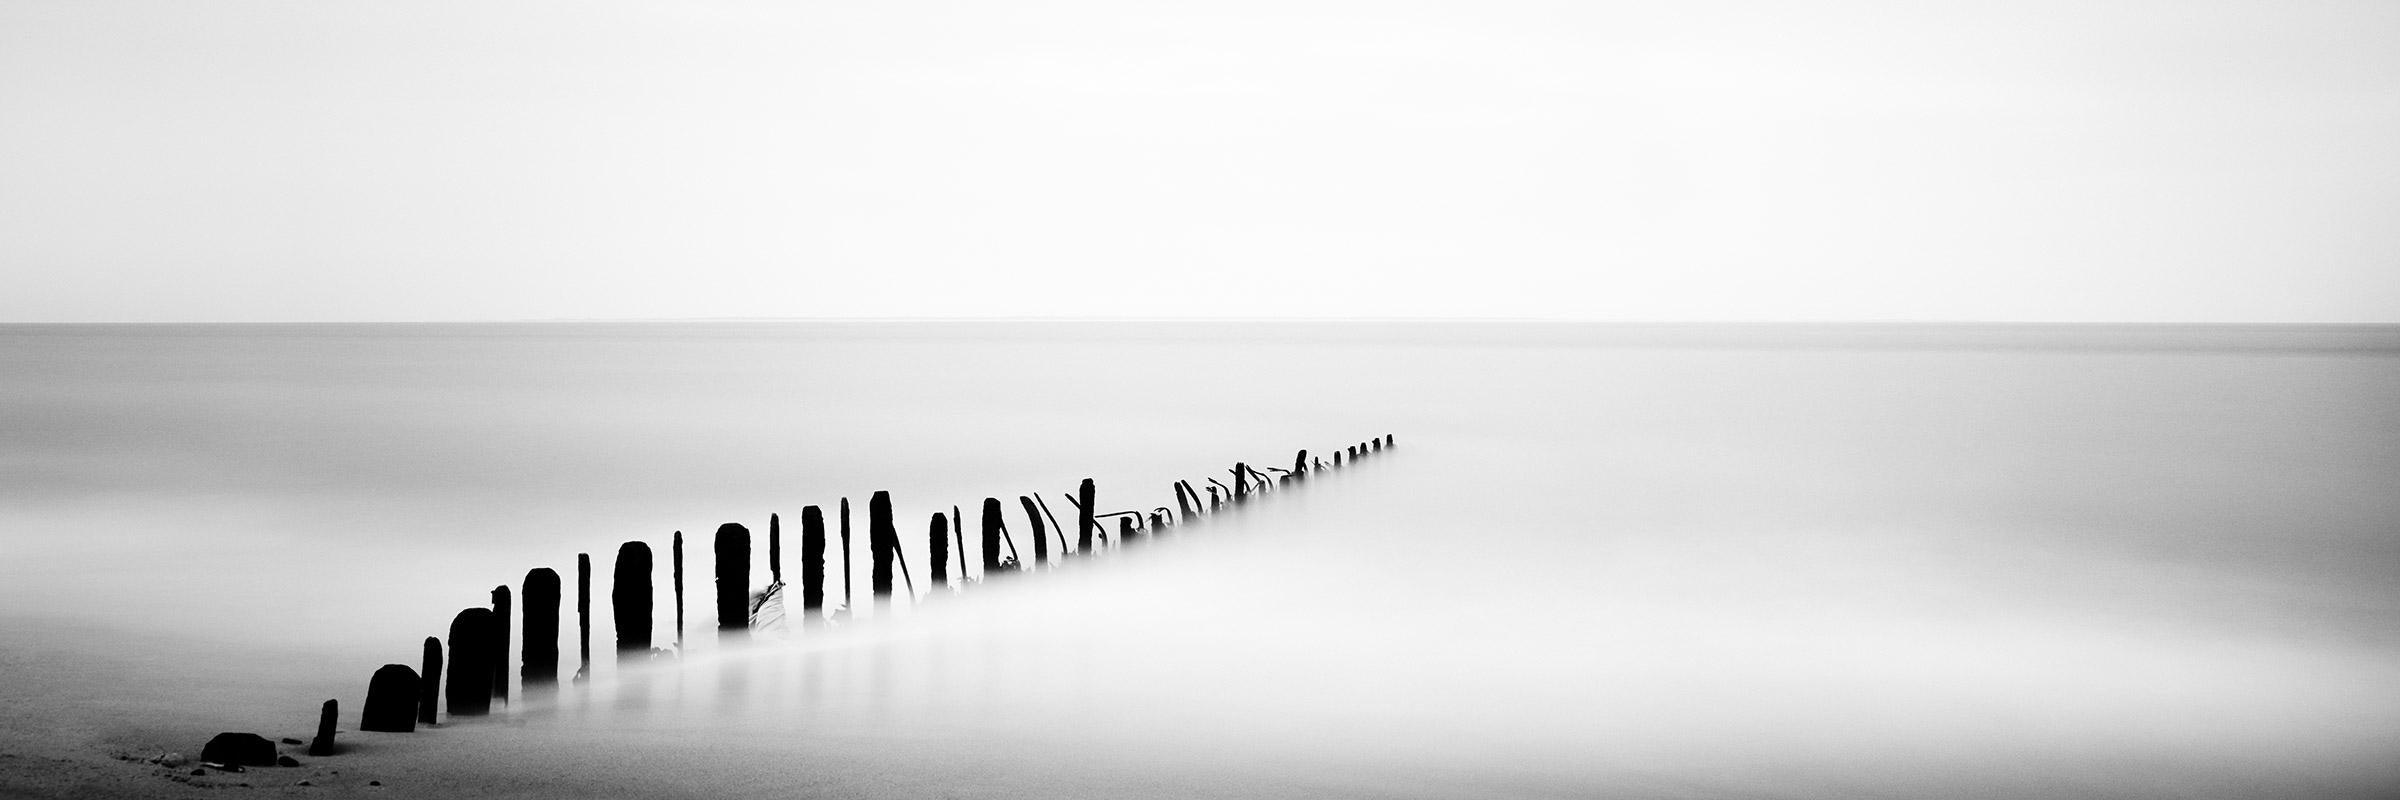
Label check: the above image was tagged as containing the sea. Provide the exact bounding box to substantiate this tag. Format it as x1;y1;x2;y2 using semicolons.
3;321;2396;798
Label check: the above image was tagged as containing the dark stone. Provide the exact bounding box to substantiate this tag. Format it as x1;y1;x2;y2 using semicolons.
715;523;750;637
489;585;510;706
927;513;950;587
979;498;1005;575
278;737;301;746
800;506;825;619
200;733;276;767
280;756;302;768
1075;479;1097;553
521;568;560;689
361;664;418;732
869;492;896;606
417;638;442;726
1019;496;1048;566
613;541;653;659
445;608;495;716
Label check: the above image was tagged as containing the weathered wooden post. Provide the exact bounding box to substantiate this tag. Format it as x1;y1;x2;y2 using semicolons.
1018;496;1049;566
672;531;685;652
980;498;1005;575
417;638;443;726
1118;517;1137;546
1334;450;1344;468
1232;464;1251;504
1386;434;1395;447
801;505;826;624
928;513;950;589
446;608;495;716
1173;483;1196;520
613;542;653;661
1372;437;1382;453
361;664;418;732
1075;478;1097;554
952;505;967;584
309;699;338;756
869;491;896;607
1293;449;1309;481
489;585;510;706
769;513;782;587
575;553;591;682
1207;485;1221;511
522;568;560;690
839;498;853;617
715;522;750;639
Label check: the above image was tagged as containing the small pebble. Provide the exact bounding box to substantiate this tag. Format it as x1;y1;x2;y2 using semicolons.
279;738;302;745
159;752;187;767
277;755;301;767
368;780;382;786
296;779;312;786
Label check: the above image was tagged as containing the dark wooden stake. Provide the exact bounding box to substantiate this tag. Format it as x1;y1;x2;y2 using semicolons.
1075;478;1097;553
769;513;782;586
839;498;853;616
672;531;685;651
489;585;510;706
801;505;826;623
309;699;337;756
613;542;653;661
1019;495;1049;566
928;513;951;589
869;491;896;607
980;498;1005;575
575;553;591;681
716;522;750;638
445;608;494;716
362;664;418;733
522;568;560;690
416;637;443;726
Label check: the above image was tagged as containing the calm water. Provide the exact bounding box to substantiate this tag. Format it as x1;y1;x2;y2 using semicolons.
4;322;2397;797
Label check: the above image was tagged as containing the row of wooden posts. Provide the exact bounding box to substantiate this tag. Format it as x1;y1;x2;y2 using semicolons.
335;435;1397;736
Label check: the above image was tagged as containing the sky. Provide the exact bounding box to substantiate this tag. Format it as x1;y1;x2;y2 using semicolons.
2;0;2396;323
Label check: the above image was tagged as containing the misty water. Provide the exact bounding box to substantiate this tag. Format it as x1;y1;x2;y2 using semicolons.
4;322;2397;797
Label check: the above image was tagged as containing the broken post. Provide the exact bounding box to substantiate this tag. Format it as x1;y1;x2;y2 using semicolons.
801;505;826;623
1293;449;1309;481
1118;517;1137;546
869;491;896;607
1173;482;1196;520
445;608;494;717
417;637;442;726
361;664;418;733
310;699;337;756
489;585;510;706
1232;464;1250;503
928;513;950;589
1076;478;1097;554
716;522;750;638
613;542;653;661
521;568;560;690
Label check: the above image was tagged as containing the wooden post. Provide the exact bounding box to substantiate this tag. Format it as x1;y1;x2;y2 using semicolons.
716;522;751;638
1019;496;1049;566
928;513;950;589
952;505;967;585
801;505;826;623
1231;464;1250;504
417;637;442;726
672;531;685;651
445;608;494;716
839;498;853;617
769;513;783;586
1075;478;1097;554
1118;517;1137;546
1208;485;1221;511
869;491;896;607
1172;482;1196;520
489;585;510;706
980;498;1005;575
309;699;337;756
521;568;560;690
361;664;418;733
1293;449;1309;480
1033;494;1068;555
612;542;653;661
575;553;591;681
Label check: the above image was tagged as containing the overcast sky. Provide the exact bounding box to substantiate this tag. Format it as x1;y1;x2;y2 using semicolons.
2;0;2395;322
